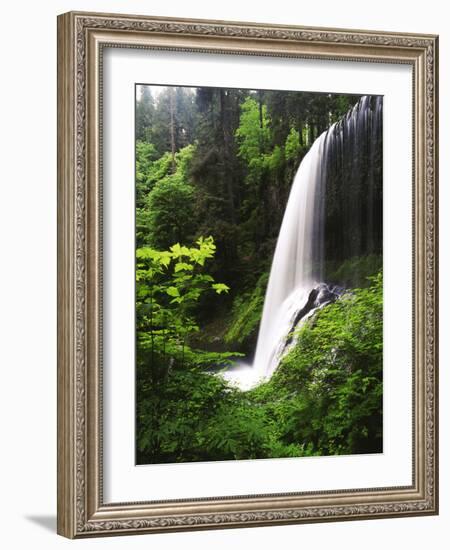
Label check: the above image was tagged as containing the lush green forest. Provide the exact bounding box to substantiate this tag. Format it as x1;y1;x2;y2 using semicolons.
135;85;383;464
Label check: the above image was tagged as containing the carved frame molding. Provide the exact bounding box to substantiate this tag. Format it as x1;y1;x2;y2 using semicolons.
57;11;438;538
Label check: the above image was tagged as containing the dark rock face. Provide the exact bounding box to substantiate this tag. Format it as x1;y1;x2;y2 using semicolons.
322;96;383;273
284;283;343;349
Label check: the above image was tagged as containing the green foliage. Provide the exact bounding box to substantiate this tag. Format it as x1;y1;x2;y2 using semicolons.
235;97;272;164
200;399;273;460
135;140;159;205
258;270;383;456
136;236;229;361
137;270;383;463
137;367;232;463
138;86;198;156
138;145;197;248
325;254;383;288
136;86;155;141
135;84;383;465
224;272;268;350
284;127;302;161
136;237;238;463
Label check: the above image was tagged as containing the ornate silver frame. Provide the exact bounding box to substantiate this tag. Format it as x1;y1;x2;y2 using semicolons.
57;11;439;538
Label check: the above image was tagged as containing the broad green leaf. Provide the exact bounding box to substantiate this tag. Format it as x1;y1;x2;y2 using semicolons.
166;286;180;297
212;283;230;294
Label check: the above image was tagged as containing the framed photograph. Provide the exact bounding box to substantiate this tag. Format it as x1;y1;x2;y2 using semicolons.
57;11;439;538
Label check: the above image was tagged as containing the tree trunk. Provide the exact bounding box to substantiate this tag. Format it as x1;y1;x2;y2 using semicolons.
220;89;236;225
258;90;264;129
169;88;176;172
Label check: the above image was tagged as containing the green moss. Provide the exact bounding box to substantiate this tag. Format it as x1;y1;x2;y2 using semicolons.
224;272;269;350
325;254;382;288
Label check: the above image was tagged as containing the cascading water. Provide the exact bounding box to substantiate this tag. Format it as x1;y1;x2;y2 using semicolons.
222;95;382;390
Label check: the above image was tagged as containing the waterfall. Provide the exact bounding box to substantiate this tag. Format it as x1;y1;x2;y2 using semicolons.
251;134;327;380
222;95;382;390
